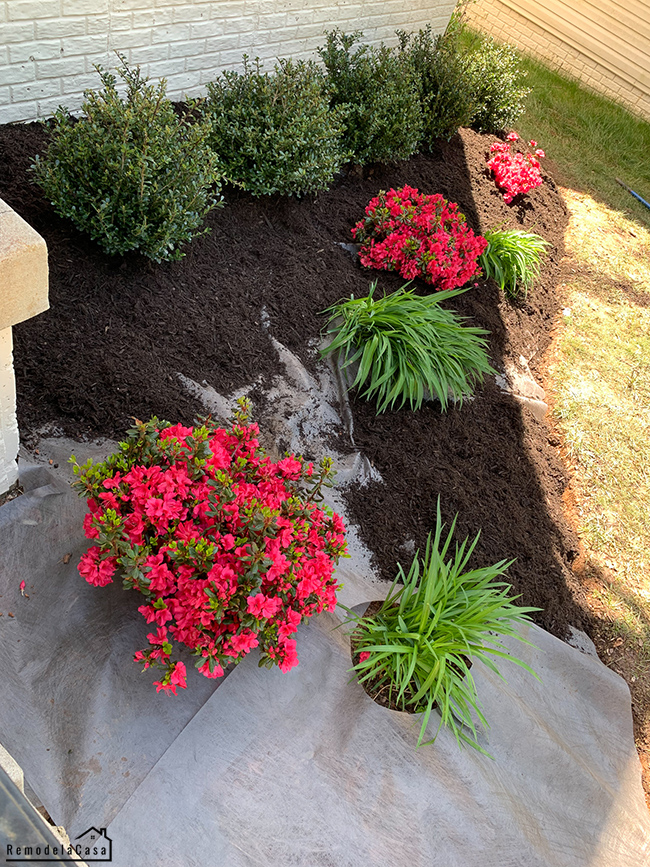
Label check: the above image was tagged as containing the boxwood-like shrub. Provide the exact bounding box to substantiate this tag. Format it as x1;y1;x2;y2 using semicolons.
318;29;422;165
465;35;530;133
203;56;346;197
397;24;475;146
32;57;221;262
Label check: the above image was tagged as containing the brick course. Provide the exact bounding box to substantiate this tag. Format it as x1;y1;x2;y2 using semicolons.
0;0;455;121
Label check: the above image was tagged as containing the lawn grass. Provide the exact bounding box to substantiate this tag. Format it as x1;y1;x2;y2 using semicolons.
548;189;650;605
461;29;650;800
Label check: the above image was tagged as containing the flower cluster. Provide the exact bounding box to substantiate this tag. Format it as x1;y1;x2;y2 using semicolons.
351;186;487;291
487;132;546;204
72;401;347;695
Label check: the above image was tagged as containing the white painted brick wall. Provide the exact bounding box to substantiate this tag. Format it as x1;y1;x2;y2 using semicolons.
0;0;456;123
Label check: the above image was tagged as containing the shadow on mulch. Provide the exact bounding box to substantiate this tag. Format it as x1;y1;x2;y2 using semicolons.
0;120;591;641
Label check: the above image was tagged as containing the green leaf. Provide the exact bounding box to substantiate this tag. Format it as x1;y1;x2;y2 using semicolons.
347;498;540;754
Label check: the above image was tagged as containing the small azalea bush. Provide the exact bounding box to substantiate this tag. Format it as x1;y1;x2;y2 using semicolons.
32;56;221;262
487;132;546;204
352;185;487;290
71;401;347;694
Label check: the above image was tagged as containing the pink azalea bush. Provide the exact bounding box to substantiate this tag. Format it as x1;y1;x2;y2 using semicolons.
71;400;347;695
351;185;487;291
487;131;546;204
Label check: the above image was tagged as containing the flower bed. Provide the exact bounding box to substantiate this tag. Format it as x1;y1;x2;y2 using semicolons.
2;121;584;652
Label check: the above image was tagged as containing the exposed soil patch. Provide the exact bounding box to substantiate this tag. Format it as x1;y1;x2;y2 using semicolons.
349;601;418;713
1;121;587;646
0;481;23;508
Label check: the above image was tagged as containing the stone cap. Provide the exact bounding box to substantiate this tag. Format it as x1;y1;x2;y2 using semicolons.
0;198;49;330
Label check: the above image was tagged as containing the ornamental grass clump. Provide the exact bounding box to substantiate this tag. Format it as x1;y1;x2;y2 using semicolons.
479;228;549;299
346;500;539;753
352;185;487;290
321;281;494;413
32;56;221;262
203;56;347;196
318;29;422;165
71;400;347;695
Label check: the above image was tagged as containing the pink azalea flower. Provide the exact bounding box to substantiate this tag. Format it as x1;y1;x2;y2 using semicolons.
278;638;299;673
170;661;187;690
76;414;347;693
277;456;302;478
153;679;177;695
229;630;259;655
198;659;224;678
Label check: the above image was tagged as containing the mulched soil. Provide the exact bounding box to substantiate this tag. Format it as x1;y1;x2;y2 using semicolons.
0;121;591;641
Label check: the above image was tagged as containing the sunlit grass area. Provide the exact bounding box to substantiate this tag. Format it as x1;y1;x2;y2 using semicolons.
546;187;650;621
562;190;650;291
552;290;650;577
515;55;650;231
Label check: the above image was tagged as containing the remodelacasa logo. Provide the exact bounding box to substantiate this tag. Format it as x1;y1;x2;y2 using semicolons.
5;826;112;862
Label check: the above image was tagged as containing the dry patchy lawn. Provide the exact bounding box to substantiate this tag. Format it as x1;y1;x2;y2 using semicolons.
541;188;650;804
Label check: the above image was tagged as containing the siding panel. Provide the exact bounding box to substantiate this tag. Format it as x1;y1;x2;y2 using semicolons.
467;0;650;121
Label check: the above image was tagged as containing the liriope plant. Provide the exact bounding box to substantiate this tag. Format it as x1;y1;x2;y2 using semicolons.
321;282;494;413
343;500;539;754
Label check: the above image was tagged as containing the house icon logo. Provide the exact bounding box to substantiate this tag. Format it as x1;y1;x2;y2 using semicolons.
73;828;112;862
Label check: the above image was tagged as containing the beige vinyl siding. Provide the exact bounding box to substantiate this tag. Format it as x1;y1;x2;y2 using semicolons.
466;0;650;121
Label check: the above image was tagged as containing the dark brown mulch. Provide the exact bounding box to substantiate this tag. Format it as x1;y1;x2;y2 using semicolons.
0;481;23;508
0;121;589;641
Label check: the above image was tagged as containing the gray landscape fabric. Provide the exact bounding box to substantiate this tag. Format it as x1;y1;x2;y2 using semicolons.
1;339;649;863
